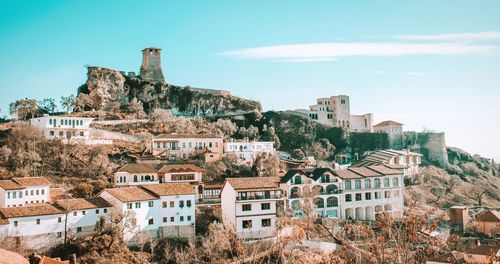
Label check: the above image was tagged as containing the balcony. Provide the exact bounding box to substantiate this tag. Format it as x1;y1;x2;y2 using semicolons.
291;179;312;185
236;194;282;201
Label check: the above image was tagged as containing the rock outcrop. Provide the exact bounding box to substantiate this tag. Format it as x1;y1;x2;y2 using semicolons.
77;66;261;116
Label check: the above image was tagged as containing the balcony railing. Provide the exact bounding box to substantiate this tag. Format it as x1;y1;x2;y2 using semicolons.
236;194;282;201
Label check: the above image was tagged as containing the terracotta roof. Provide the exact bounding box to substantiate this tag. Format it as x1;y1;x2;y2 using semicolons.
102;187;157;202
0;180;25;190
141;183;196;196
39;256;70;264
154;134;221;139
475;210;500;222
204;181;224;189
466;244;500;255
334;169;364;179
366;165;402;175
373;120;403;127
349;167;382;177
0;214;9;225
0;248;29;264
225;177;280;191
12;177;50;186
0;204;62;218
56;197;112;211
117;163;157;174
158;164;205;173
50;187;71;202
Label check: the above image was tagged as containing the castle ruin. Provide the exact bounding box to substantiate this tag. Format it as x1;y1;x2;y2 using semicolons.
139;47;165;83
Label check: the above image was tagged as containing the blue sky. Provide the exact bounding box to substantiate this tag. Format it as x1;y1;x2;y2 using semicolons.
1;0;499;160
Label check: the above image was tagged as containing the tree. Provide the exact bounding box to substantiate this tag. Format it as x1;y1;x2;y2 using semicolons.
252;152;281;177
39;98;57;114
9;98;39;120
213;119;237;138
127;98;146;119
60;94;76;113
291;149;306;160
238;125;259;139
149;108;173;122
464;184;488;206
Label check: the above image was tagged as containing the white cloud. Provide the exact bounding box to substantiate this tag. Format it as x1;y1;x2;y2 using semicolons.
405;71;426;77
397;31;500;41
219;42;498;62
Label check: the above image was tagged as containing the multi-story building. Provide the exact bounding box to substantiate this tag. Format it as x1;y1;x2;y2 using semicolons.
221;177;282;239
113;163;159;186
373;120;404;149
298;95;373;132
99;184;196;242
151;134;223;162
0;177;51;208
158;164;204;199
280;166;404;221
351;149;422;178
224;139;275;166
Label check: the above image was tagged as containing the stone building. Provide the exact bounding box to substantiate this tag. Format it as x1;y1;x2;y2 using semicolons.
139;47;165;83
373;120;404;149
403;131;448;168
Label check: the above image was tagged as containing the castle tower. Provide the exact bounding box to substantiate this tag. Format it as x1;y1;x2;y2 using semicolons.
139;47;165;83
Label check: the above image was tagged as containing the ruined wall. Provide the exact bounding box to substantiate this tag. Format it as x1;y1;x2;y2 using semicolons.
403;131;448;168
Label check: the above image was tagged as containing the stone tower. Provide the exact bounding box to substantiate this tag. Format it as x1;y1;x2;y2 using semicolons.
139;47;165;83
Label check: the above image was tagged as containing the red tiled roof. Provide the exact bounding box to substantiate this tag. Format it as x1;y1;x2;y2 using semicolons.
225;177;280;190
373;120;403;127
349;167;382;177
39;256;70;264
117;163;157;174
102;187;157;202
0;180;25;190
466;244;500;255
141;183;196;196
12;177;50;186
55;197;112;211
158;164;205;173
475;210;500;222
366;165;402;175
0;204;63;218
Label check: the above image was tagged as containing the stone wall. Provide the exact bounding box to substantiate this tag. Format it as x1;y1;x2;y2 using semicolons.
403;131;448;168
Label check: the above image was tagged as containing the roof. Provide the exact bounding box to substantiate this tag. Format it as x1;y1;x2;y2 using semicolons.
366;165;402;175
204;181;224;189
50;187;71;202
226;177;280;191
475;210;500;222
466;244;500;255
0;180;25;190
55;197;112;211
102;186;157;202
39;256;70;264
0;214;9;225
141;183;196;196
348;167;382;177
142;47;161;51
334;169;364;179
12;177;50;186
280;168;335;183
373;120;403;127
158;164;205;173
0;248;29;264
425;252;458;264
117;163;157;174
0;204;63;218
351;149;422;167
154;134;221;139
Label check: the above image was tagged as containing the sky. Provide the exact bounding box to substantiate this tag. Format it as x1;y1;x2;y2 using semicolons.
0;0;499;160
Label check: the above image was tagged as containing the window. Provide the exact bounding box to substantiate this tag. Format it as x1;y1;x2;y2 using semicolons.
180;216;184;222
384;178;390;187
103;208;108;213
36;190;39;195
41;189;45;195
242;220;252;229
365;192;372;200
82;211;86;215
345;194;352;202
170;201;174;207
172;174;195;181
135;202;141;208
13;192;16;199
187;215;192;221
242;204;252;211
374;178;381;188
57;232;62;238
394;190;400;197
7;192;10;199
73;212;77;216
384;191;391;198
148;201;154;207
36;219;40;225
148;218;154;225
375;192;381;199
79;132;84;137
186;200;191;207
392;177;399;187
25;190;28;196
261;203;270;210
179;201;184;208
355;180;361;189
261;219;271;227
58;217;62;223
163;217;167;223
355;193;362;201
364;179;371;188
162;201;167;208
344;180;351;190
95;209;100;214
170;217;175;222
76;227;82;233
127;203;133;209
14;221;18;227
31;190;34;195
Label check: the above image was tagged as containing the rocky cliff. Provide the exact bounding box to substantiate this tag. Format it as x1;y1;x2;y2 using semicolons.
77;67;261;116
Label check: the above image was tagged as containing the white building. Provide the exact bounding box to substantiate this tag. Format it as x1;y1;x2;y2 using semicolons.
279;166;404;221
224;139;275;166
298;95;373;132
158;164;205;199
0;177;51;208
221;177;282;239
373;120;404;149
30;114;111;145
151;134;223;162
100;184;196;242
113;163;159;186
351;149;422;178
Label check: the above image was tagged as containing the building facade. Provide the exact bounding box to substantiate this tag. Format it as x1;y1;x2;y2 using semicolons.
139;47;165;83
151;134;223;162
221;177;282;239
113;163;159;186
0;177;51;208
158;164;205;199
223;139;275;166
351;149;422;178
373;120;404;149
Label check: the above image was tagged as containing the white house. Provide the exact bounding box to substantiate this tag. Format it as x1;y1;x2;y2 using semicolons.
99;184;196;242
151;134;223;162
223;139;275;166
113;163;159;186
351;149;423;178
279;166;404;221
30;114;111;145
0;177;51;208
373;120;404;149
221;177;282;240
158;164;205;199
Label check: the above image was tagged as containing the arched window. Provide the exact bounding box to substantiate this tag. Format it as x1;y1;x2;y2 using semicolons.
312;185;324;195
294;175;302;185
383;178;390;187
344;180;351;190
374;178;381;188
291;200;301;210
326;184;338;194
392;177;399;187
290;187;301;198
314;198;325;208
355;180;361;189
364;179;371;189
327;197;338;207
133;175;138;182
